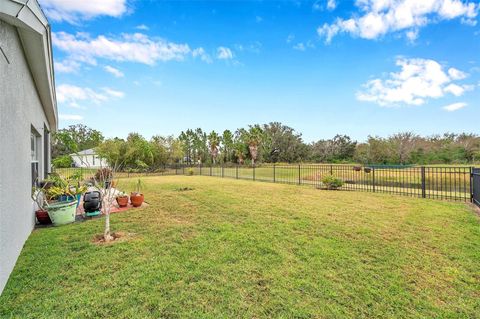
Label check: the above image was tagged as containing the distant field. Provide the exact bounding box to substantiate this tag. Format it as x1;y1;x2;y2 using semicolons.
1;176;479;318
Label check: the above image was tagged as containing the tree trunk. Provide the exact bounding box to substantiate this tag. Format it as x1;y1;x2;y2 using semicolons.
104;207;113;242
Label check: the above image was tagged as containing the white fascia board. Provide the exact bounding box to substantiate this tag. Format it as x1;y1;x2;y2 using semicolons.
0;0;57;131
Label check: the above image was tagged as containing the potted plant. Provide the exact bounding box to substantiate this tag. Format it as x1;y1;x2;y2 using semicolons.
42;176;78;226
130;179;144;207
364;167;372;173
31;185;51;225
67;172;87;207
353;166;362;172
116;192;129;208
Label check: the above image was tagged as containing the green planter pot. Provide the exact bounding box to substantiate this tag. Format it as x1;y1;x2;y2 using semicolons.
47;200;77;226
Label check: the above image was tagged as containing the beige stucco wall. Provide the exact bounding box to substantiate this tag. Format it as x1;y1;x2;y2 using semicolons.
0;19;52;293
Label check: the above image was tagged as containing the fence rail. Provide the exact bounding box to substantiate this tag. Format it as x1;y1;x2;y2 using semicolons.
53;164;478;204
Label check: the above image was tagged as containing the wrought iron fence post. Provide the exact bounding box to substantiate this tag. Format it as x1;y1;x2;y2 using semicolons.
470;167;474;203
175;165;178;175
80;166;83;180
236;164;239;179
200;163;202;175
330;165;333;175
273;164;276;183
298;164;301;185
210;165;212;176
182;165;185;175
253;164;256;181
421;166;426;198
222;165;224;178
372;167;376;192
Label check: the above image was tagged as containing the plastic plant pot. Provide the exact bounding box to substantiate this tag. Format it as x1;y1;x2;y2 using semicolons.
35;209;52;225
47;200;77;226
76;194;81;208
86;210;101;217
130;193;144;207
116;196;129;207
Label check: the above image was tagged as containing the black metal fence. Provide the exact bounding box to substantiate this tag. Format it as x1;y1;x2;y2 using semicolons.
53;164;478;204
472;168;480;206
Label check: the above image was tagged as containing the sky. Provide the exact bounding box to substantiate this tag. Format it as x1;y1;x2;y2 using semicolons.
40;0;480;143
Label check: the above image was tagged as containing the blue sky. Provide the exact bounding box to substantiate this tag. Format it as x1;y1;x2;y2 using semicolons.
41;0;480;142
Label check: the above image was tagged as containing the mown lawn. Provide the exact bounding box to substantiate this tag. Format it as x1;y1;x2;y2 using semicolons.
1;176;479;318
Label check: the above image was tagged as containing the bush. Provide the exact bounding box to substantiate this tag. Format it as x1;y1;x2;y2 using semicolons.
187;168;194;176
52;155;73;168
95;168;112;182
322;174;344;190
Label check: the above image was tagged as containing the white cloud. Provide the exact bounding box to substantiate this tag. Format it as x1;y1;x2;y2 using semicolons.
102;87;125;98
234;42;262;53
443;83;465;96
405;29;419;42
56;84;125;107
39;0;128;23
286;34;295;43
313;0;337;11
318;0;479;43
55;59;81;73
217;47;234;60
136;24;149;30
327;0;337;10
293;43;306;51
192;47;212;63
448;67;468;80
293;41;315;51
443;102;467;111
104;65;124;77
59;114;84;121
52;32;193;66
357;58;473;106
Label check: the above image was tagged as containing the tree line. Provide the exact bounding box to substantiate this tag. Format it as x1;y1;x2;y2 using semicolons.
52;123;480;170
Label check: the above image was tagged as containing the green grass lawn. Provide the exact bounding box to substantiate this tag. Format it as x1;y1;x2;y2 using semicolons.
1;176;479;318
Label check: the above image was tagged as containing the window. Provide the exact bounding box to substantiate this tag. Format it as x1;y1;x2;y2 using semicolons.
31;128;40;187
31;133;37;161
44;125;50;177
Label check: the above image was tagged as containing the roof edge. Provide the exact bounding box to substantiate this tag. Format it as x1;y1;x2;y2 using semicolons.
0;0;57;131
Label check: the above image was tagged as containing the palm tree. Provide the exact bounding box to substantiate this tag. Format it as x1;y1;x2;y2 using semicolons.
208;131;221;164
222;130;234;162
234;142;246;164
240;125;264;165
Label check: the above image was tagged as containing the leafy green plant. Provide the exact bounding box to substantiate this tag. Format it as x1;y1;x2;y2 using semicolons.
132;179;145;194
187;168;194;176
116;191;128;199
52;155;73;168
321;174;344;190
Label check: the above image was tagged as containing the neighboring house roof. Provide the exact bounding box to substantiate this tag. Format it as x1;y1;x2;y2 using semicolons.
0;0;57;130
70;149;97;156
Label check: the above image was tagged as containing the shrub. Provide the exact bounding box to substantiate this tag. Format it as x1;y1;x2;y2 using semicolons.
187;168;194;176
52;155;73;168
95;168;112;182
322;174;344;190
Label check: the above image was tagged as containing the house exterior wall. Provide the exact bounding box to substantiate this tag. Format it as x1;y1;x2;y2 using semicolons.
0;20;52;293
71;154;108;168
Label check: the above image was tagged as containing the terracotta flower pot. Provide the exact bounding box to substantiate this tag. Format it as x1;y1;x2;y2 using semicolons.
130;192;144;207
116;196;129;208
35;209;52;225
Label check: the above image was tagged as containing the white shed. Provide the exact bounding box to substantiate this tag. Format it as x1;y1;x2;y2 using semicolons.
70;149;107;168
